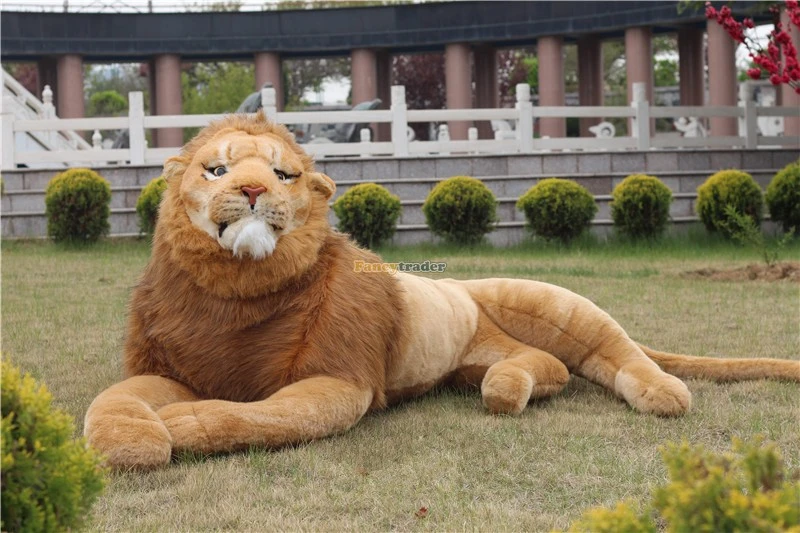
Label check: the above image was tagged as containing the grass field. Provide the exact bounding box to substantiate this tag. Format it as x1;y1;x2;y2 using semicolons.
2;231;799;531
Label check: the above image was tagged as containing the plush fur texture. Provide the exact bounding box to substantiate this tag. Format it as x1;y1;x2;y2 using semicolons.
84;113;800;469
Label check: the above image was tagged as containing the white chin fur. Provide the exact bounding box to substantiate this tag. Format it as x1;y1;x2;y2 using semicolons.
226;219;278;259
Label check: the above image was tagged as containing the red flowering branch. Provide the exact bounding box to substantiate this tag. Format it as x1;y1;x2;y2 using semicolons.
705;0;800;93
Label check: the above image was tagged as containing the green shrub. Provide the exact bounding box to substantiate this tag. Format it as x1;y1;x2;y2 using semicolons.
695;169;763;238
332;183;401;248
611;174;673;240
569;501;655;533
722;205;795;267
45;168;111;243
1;360;106;532
516;178;597;244
568;437;800;533
87;90;127;117
422;176;497;245
136;177;168;236
765;160;800;233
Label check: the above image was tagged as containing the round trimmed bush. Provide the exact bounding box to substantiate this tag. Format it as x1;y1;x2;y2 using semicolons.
332;183;401;248
765;161;800;233
45;168;111;243
1;360;106;532
696;169;763;238
422;176;497;245
136;176;168;235
516;178;597;243
611;174;673;240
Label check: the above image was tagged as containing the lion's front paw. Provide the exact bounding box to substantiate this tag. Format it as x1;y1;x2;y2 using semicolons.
85;413;172;470
157;402;215;453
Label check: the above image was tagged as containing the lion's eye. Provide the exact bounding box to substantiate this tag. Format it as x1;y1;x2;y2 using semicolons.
212;166;227;177
274;169;299;183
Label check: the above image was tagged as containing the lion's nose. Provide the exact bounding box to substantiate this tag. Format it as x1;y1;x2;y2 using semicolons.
241;186;267;207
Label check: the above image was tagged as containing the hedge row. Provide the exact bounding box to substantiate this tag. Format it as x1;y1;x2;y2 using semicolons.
334;161;799;247
36;161;800;247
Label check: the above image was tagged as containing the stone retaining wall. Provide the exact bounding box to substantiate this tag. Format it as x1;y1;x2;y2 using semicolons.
2;149;796;244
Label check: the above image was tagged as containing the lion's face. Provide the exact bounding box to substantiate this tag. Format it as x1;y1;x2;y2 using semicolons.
170;128;335;260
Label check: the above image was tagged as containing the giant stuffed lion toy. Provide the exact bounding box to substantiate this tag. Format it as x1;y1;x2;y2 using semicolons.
85;113;799;469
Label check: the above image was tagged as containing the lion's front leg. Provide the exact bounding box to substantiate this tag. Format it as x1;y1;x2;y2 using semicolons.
84;376;200;469
157;376;373;454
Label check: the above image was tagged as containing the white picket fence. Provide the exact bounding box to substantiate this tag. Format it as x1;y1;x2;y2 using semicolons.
1;82;798;170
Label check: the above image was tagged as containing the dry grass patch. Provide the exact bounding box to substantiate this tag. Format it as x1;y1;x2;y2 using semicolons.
2;237;798;531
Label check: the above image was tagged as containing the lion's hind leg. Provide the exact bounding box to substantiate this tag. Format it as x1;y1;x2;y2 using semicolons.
481;345;570;415
579;337;692;417
461;278;692;416
455;312;570;415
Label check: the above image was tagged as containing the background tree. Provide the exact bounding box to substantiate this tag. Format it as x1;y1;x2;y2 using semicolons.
392;53;446;140
84;63;149;112
87;90;127;117
704;0;799;91
282;57;350;109
181;62;254;140
654;58;679;86
86;90;128;141
4;63;38;95
498;50;537;106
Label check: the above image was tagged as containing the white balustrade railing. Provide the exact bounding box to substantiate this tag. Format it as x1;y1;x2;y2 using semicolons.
2;82;798;170
2;69;93;157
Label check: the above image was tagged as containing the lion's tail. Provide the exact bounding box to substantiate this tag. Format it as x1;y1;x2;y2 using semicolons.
638;344;800;382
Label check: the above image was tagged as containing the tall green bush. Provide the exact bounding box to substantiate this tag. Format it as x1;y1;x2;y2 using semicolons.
45;168;111;243
516;178;597;244
136;176;168;236
332;183;401;248
611;174;673;240
765;160;800;233
1;360;106;532
695;169;763;239
568;437;800;532
422;176;497;245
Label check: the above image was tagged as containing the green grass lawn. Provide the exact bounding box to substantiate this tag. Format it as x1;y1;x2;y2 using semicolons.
2;231;799;531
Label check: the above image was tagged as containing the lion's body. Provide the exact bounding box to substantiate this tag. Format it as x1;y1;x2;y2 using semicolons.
84;113;799;469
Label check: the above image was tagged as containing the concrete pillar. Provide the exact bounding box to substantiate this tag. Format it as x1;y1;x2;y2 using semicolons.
37;57;58;99
445;42;473;141
537;35;566;138
707;20;738;136
351;48;378;106
55;54;84;119
146;60;156;125
254;51;284;111
474;45;498;139
625;27;654;135
625;27;654;106
781;9;800;138
153;53;183;147
577;35;604;137
678;27;705;106
375;50;392;142
351;48;384;142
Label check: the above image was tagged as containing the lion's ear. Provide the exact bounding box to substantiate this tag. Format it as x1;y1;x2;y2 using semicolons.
308;172;336;200
162;157;187;184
